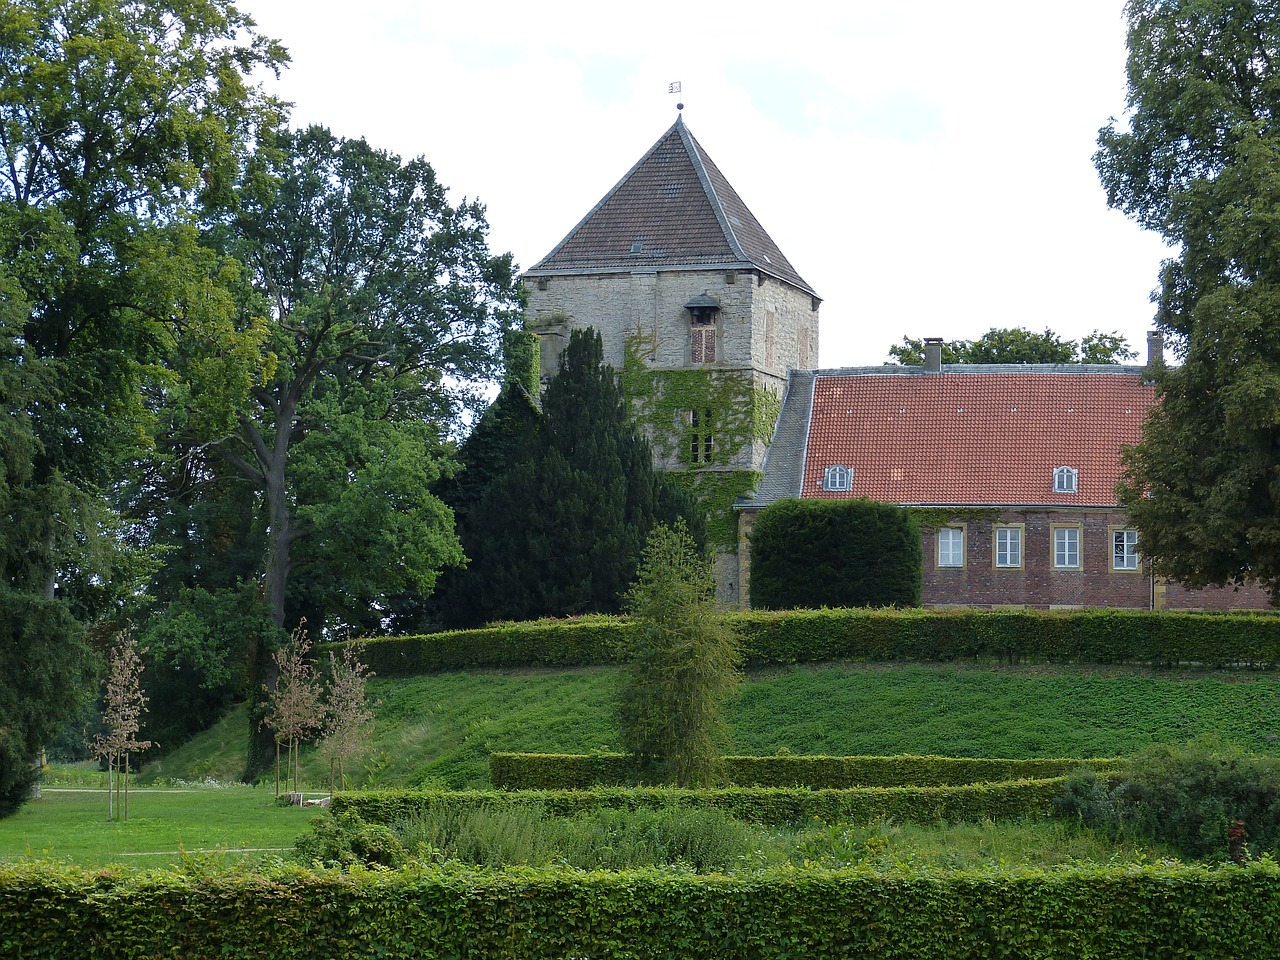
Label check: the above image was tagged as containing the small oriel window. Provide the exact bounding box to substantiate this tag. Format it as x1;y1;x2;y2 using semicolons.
823;464;851;492
1053;466;1078;494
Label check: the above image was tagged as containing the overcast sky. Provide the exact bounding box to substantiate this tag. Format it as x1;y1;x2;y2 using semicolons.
236;0;1170;368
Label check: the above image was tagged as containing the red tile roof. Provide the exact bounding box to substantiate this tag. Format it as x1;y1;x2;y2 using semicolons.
801;370;1156;506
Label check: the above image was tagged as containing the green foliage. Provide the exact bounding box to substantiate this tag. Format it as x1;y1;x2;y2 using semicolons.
292;811;407;869
347;607;1280;679
1098;0;1280;597
888;328;1136;364
0;589;94;816
140;585;283;754
333;778;1080;828
298;804;769;873
749;499;922;610
490;752;1122;790
622;334;778;548
1059;742;1280;861
11;859;1280;959
619;522;742;785
212;125;517;634
442;329;701;627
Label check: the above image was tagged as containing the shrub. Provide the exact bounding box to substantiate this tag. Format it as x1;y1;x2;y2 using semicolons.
490;752;1124;790
1056;742;1280;860
619;522;741;786
292;811;407;869
749;499;922;610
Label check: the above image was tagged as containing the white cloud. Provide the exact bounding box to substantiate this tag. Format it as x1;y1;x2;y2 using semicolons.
237;0;1166;365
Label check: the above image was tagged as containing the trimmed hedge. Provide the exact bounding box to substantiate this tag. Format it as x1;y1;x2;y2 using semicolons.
335;608;1280;677
489;752;1124;790
331;780;1072;827
749;498;923;610
3;860;1279;959
341;615;637;677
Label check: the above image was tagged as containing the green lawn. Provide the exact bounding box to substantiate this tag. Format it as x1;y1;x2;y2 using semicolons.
0;787;318;870
131;661;1280;791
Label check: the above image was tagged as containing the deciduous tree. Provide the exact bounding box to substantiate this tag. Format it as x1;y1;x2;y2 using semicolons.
320;641;375;796
0;0;283;813
888;328;1135;365
90;632;152;821
1097;0;1280;596
262;626;323;798
210;126;520;634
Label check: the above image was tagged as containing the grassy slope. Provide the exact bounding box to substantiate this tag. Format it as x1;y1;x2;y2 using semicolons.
142;662;1280;790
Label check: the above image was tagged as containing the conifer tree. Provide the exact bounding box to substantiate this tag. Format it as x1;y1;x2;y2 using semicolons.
619;521;740;786
442;329;702;626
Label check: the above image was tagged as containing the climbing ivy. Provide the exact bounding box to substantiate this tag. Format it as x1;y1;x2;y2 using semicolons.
908;507;1003;532
620;334;777;548
668;470;761;549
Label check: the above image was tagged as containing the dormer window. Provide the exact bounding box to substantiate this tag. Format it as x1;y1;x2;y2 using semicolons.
823;464;851;492
1053;466;1078;494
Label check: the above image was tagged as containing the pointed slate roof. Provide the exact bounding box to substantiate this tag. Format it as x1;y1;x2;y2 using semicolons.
527;117;818;298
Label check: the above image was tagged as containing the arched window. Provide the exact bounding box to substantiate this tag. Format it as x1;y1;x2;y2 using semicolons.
823;464;851;492
1053;466;1078;494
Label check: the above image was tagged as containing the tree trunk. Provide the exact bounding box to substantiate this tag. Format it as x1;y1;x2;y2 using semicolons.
261;392;298;631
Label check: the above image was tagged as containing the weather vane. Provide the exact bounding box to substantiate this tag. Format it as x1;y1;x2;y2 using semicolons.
669;80;683;112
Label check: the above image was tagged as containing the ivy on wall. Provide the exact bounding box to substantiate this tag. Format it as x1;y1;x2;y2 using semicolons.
620;333;777;548
908;507;1004;532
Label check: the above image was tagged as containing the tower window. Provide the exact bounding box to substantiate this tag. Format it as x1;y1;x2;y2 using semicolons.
691;315;716;363
690;408;714;464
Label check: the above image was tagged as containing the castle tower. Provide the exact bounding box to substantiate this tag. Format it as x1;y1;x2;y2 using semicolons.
523;116;820;604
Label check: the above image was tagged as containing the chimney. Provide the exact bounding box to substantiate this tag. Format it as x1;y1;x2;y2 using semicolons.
924;337;943;373
1146;330;1165;369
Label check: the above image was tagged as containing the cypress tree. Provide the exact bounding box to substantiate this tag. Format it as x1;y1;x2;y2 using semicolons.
442;328;703;627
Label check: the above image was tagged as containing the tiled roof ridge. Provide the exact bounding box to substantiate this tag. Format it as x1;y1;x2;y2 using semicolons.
814;363;1151;378
675;119;749;265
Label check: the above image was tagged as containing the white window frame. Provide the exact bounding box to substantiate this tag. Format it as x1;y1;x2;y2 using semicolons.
1112;528;1139;571
1053;466;1078;494
1052;524;1082;569
937;526;965;568
994;525;1023;569
823;464;851;492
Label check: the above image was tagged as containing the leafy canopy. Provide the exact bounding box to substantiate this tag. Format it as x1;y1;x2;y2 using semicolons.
1098;0;1280;597
888;328;1136;365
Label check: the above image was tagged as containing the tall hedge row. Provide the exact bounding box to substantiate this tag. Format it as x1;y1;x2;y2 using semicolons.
749;498;923;610
338;608;1280;678
489;752;1123;790
3;861;1279;959
330;781;1071;827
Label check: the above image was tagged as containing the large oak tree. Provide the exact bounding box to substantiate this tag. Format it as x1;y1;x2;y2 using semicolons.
1097;0;1280;597
213;125;522;635
0;0;283;812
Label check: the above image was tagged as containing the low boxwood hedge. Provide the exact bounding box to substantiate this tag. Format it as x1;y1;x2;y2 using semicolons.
334;608;1280;678
330;780;1072;827
3;860;1278;959
489;752;1123;790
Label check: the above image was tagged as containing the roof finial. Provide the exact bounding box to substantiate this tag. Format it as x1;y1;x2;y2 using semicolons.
669;80;683;114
